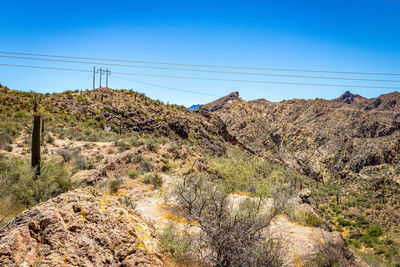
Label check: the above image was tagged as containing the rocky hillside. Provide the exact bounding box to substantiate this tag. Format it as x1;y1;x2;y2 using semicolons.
200;91;400;181
0;86;243;155
0;85;398;266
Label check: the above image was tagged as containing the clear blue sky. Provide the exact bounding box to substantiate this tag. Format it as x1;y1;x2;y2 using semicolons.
1;0;400;106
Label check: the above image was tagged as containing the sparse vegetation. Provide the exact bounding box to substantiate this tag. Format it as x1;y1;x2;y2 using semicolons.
127;169;141;179
0;156;76;221
143;172;162;188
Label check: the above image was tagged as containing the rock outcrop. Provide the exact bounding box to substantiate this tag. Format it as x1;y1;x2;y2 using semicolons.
0;188;162;266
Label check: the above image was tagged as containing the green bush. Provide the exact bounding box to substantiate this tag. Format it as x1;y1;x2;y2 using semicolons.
354;215;369;228
127;169;141;179
366;224;383;237
0;157;75;208
109;179;123;194
46;135;55;144
143;173;162;188
116;140;132;151
133;154;153;172
84;157;96;170
146;142;158;152
209;148;296;197
361;234;378;247
295;210;323;227
337;216;352;227
158;223;191;263
57;148;73;162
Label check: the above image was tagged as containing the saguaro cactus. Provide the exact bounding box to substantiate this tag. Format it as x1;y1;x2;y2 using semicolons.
41;118;45;145
31;96;41;178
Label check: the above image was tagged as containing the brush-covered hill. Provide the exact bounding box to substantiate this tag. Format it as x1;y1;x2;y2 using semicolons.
0;86;242;155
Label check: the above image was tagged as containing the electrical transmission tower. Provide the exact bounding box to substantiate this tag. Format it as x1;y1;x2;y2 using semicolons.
105;69;111;88
95;68;111;88
93;66;96;89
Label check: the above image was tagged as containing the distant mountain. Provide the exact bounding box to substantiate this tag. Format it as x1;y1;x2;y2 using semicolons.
187;104;201;111
334;90;365;104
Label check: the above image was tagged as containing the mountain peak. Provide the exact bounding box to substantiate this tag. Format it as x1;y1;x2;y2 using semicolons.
336;90;365;104
200;91;240;112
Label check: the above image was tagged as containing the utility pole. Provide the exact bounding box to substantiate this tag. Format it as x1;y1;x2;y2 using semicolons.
97;68;103;88
105;69;111;88
93;67;96;90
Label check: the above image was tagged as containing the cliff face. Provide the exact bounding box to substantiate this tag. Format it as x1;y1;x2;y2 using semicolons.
201;91;400;181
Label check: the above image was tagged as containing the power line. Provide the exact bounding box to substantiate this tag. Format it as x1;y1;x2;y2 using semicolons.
112;71;400;90
0;63;91;73
2;54;400;83
1;62;399;90
1;50;400;77
113;75;220;97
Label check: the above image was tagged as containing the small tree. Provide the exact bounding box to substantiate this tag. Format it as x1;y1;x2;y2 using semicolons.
173;175;284;266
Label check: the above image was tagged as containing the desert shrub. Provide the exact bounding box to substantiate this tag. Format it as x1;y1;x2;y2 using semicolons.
366;224;383;237
0;119;22;147
83;142;92;149
295;210;323;227
133;154;144;163
125;153;133;163
172;174;284;266
56;126;118;142
0;157;75;208
209;148;294;197
354;215;369;228
57;148;74;162
109;178;123;194
117;195;136;209
134;154;153;172
128;137;145;147
46;135;55;144
361;234;378;247
127;169;141;179
143;173;162;188
337;216;352;227
57;148;90;172
146;141;158;152
95;154;104;161
116;140;131;151
72;152;88;171
84;157;96;170
158;223;192;263
306;233;348;267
